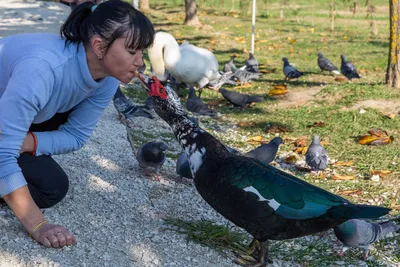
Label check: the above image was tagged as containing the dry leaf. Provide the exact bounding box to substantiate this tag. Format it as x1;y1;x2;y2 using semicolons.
247;136;264;142
386;113;396;119
320;141;330;146
335;77;347;82
358;128;394;146
315;172;325;179
293;136;307;147
333;161;354;167
284;155;297;164
269;88;289;96
234;84;252;89
272;84;287;90
338;189;363;195
358;135;380;145
368;128;388;137
370;170;392;177
293;146;308;155
265;124;292;134
237;121;256;127
307;121;328;128
331;175;355;180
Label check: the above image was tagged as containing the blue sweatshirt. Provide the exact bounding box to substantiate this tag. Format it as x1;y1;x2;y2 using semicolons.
0;33;119;197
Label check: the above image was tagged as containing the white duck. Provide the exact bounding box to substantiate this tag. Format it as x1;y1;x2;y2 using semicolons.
148;31;222;94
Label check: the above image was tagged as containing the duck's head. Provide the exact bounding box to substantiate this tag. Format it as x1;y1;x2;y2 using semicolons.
138;74;186;122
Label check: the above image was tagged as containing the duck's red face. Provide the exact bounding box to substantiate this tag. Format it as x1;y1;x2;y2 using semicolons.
148;76;167;100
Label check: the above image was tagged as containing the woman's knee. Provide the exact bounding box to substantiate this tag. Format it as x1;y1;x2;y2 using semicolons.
19;153;70;208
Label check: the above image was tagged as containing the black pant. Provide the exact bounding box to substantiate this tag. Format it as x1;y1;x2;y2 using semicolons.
1;111;72;208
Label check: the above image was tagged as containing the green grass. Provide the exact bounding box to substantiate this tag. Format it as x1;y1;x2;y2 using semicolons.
124;1;400;265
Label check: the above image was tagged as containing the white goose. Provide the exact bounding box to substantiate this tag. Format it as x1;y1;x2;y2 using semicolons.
147;31;222;93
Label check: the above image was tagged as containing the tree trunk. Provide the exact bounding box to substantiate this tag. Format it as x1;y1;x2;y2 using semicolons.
140;0;149;10
386;0;400;88
184;0;201;26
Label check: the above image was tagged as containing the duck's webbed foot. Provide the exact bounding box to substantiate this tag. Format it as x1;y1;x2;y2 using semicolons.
233;239;272;267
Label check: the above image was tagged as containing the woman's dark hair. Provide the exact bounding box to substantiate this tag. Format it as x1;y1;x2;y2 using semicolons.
60;0;154;53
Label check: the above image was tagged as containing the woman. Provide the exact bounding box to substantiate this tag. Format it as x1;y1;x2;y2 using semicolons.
0;0;154;248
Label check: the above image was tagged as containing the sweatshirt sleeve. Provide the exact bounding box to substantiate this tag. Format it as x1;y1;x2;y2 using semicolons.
0;58;54;197
33;78;119;156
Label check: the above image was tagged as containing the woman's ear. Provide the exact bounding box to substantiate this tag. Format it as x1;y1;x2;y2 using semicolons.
91;36;105;60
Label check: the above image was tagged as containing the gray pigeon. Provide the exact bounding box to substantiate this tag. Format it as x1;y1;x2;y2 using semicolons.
223;55;237;73
186;86;216;117
245;52;259;73
207;71;237;88
305;135;328;171
113;87;154;127
136;141;168;181
282;57;303;79
334;219;400;259
218;88;264;108
340;54;361;80
232;69;262;85
318;52;340;75
245;137;283;165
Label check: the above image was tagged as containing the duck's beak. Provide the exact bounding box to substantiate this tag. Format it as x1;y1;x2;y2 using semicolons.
134;72;150;92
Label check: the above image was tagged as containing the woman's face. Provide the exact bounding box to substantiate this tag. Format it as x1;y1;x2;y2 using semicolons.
103;38;144;84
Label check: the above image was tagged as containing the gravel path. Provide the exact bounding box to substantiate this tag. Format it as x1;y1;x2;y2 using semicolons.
0;1;299;266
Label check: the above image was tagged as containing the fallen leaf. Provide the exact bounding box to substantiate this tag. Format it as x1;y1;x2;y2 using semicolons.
331;175;355;180
265;124;292;133
368;128;388;137
333;161;354;167
320;141;330;146
272;84;287;90
293;146;308;155
358;128;394;146
269;88;289;96
315;172;325;179
234;84;252;89
370;170;392;177
247;136;264;142
335;77;347;82
357;135;380;145
307;121;328;128
338;189;363;195
284;155;297;164
386;113;396;119
237;121;256;127
293;136;307;147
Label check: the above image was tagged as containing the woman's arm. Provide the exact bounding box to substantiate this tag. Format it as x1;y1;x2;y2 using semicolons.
33;78;119;156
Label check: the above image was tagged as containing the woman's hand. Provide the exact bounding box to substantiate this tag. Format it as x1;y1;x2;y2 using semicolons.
31;222;76;248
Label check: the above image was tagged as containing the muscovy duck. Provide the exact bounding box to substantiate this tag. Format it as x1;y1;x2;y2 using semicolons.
137;74;391;266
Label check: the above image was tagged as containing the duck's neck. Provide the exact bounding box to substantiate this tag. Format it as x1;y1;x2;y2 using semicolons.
148;33;181;79
170;115;228;177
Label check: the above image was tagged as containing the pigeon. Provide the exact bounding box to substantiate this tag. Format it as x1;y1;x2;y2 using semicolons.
334;219;400;259
305;135;328;171
282;57;303;79
317;52;340;75
340;54;361;80
186;86;216;117
223;55;237;73
141;75;391;265
113;86;154;127
232;69;262;85
136;141;168;181
218;88;264;108
244;137;283;165
245;52;260;73
207;71;237;88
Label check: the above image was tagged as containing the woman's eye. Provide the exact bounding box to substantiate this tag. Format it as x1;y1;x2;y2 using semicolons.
128;51;137;55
